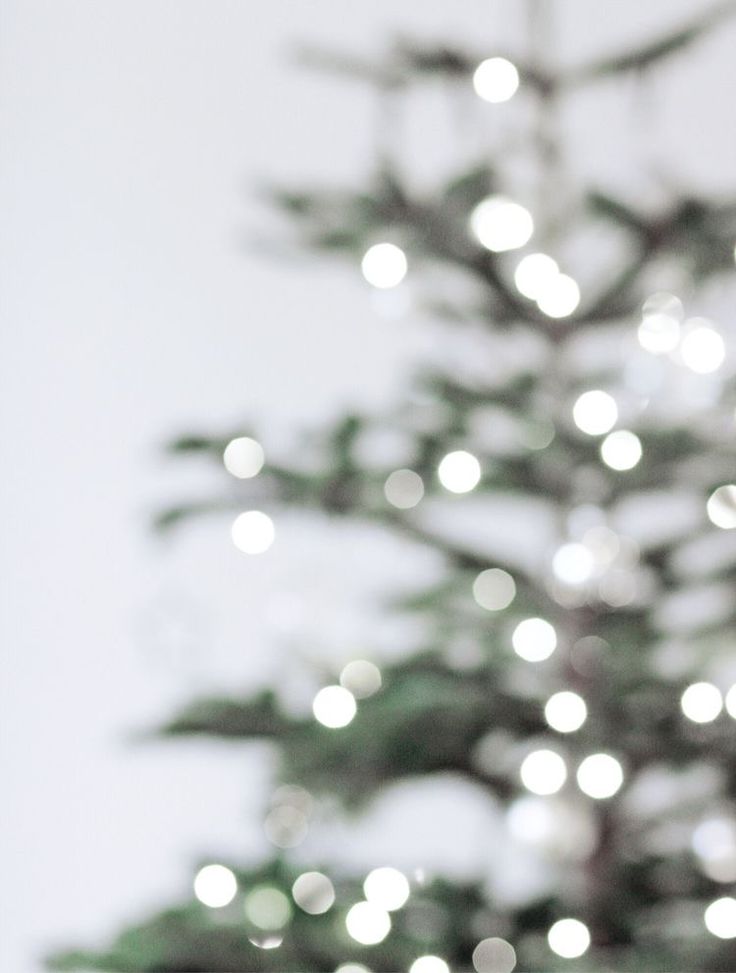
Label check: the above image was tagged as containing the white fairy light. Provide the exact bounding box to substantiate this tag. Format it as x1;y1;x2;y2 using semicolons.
244;887;292;929
512;617;557;661
638;293;683;354
520;749;567;795
680;682;723;723
223;437;265;478
600;430;642;471
536;273;580;318
361;243;408;289
514;253;559;300
692;817;736;883
704;897;736;939
312;685;357;728
409;956;450;973
552;543;595;585
726;684;736;718
248;934;283;950
193;864;238;908
335;966;371;973
363;867;410;911
576;753;624;799
291;872;335;915
384;469;424;509
473;568;516;611
438;450;481;493
472;57;519;103
680;319;725;374
340;660;382;699
572;390;618;436
707;485;736;529
545;691;587;733
472;937;516;973
345;901;391;945
470;196;533;252
231;511;275;554
548;918;591;958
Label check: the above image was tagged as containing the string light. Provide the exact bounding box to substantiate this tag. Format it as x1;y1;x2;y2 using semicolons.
437;450;481;493
361;243;408;289
231;511;275;554
335;966;371;973
193;864;238;908
345;901;391;945
223;436;264;478
363;867;410;911
572;390;618;435
576;753;623;798
291;872;335;915
244;886;292;929
472;57;519;102
512;617;557;661
312;685;357;728
520;749;567;795
340;660;382;698
704;897;736;939
514;253;559;300
472;937;516;973
680;682;723;723
680;319;725;373
384;469;424;509
552;543;595;585
637;293;683;354
707;485;736;529
409;956;450;973
473;568;516;610
600;430;642;471
545;691;587;733
470;196;533;252
547;918;591;958
536;273;580;318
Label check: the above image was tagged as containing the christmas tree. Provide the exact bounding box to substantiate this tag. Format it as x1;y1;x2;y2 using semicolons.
50;3;736;971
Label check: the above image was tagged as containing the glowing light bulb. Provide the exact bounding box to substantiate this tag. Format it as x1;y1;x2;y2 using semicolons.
223;436;264;478
291;872;335;915
707;485;736;529
704;897;736;939
361;243;408;289
312;686;357;728
438;450;481;493
340;660;382;699
680;320;725;374
638;293;683;354
512;617;557;661
536;273;580;318
514;253;559;300
680;682;722;723
600;430;642;471
384;468;424;509
472;57;519;103
409;956;450;973
576;753;623;799
473;568;516;611
552;543;595;585
545;691;587;733
472;936;517;973
345;901;391;945
520;749;567;795
231;511;275;554
572;390;618;436
363;867;410;911
548;918;590;958
244;886;292;930
193;864;238;908
470;196;533;252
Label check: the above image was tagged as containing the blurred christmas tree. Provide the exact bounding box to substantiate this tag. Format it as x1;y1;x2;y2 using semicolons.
50;3;736;971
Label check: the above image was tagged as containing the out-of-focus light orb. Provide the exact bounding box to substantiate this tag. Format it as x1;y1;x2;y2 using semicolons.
552;543;595;585
472;57;519;103
547;918;591;958
223;436;264;479
313;686;357;728
248;934;283;949
335;965;371;973
437;450;481;493
638;293;683;354
470;196;533;253
384;469;424;509
472;937;516;973
264;805;309;848
244;886;292;930
340;660;382;699
572;390;618;436
345;901;392;945
692;817;736;883
363;867;410;911
231;511;275;554
409;955;450;973
536;273;581;318
512;617;557;662
680;320;725;374
707;485;736;529
514;253;559;299
576;753;624;799
704;897;736;939
507;795;557;846
473;568;516;611
193;864;238;908
680;682;723;723
361;243;408;289
545;691;588;733
726;684;736;718
600;430;642;471
520;749;567;795
291;871;335;915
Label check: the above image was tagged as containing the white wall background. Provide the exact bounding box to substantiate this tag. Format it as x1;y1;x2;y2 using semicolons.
2;2;736;970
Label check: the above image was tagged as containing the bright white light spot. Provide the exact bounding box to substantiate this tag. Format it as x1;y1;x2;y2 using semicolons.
536;273;580;318
726;684;736;718
472;57;519;103
473;568;516;611
681;682;722;723
340;660;382;699
313;686;357;728
514;253;559;300
335;966;371;973
704;897;736;939
548;918;590;958
545;691;587;733
470;196;533;253
223;437;264;479
520;749;567;795
692;817;736;882
248;934;283;949
600;430;642;471
638;293;683;354
438;450;481;493
363;867;410;911
552;543;595;585
707;485;736;529
409;956;450;973
244;886;292;930
512;617;557;662
576;753;624;799
231;511;275;554
361;243;408;289
384;469;424;509
572;390;618;436
345;901;391;945
681;320;725;374
472;936;516;973
291;872;335;915
193;864;237;908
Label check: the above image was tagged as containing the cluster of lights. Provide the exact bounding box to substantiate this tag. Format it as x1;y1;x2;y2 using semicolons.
520;749;624;799
345;867;410;946
313;660;383;729
514;253;580;318
571;390;642;472
472;57;519;103
471;196;534;253
637;294;726;374
551;525;640;606
223;437;276;555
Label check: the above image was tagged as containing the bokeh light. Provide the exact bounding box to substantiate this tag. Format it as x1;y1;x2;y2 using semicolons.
536;273;580;318
472;57;519;103
514;253;559;300
312;685;357;728
680;682;723;723
576;753;624;798
552;543;595;585
363;867;410;911
409;956;450;973
470;196;533;252
345;901;392;944
244;886;292;929
340;660;382;698
193;864;237;908
726;683;736;718
545;691;587;733
520;749;567;795
600;430;642;470
231;511;275;554
473;568;516;611
223;436;264;478
707;485;736;529
438;450;481;493
512;617;557;661
692;817;736;883
572;390;617;435
680;320;725;373
361;243;408;288
291;871;335;915
384;469;424;509
637;293;683;354
472;936;517;973
704;897;736;939
547;918;591;958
